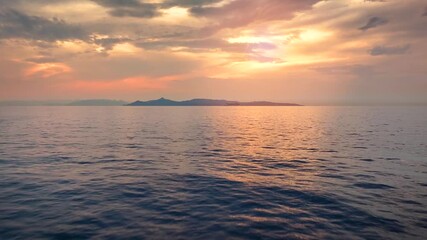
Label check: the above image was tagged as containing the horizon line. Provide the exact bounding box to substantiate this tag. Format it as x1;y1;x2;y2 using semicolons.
0;98;426;107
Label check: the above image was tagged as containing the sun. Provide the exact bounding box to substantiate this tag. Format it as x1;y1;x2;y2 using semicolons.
299;29;332;42
227;36;274;44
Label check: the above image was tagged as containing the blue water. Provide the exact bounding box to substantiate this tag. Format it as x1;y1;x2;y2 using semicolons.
0;106;426;239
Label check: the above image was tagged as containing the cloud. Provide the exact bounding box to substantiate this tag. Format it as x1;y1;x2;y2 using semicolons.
135;38;276;53
70;53;201;81
93;37;131;50
25;62;72;78
358;16;388;31
250;54;284;63
25;57;58;63
369;44;410;56
162;0;223;8
91;0;160;18
189;0;320;34
423;6;427;16
0;0;426;104
0;9;87;41
311;64;374;76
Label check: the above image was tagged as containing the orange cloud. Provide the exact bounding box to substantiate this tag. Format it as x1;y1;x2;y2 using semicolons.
25;63;72;78
66;76;175;93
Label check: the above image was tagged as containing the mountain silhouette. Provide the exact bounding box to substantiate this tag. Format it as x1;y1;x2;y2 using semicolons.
127;98;301;106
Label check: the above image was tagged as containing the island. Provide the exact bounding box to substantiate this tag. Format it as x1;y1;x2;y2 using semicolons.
127;98;302;106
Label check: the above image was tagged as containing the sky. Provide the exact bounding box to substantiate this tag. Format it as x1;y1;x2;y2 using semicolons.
0;0;426;105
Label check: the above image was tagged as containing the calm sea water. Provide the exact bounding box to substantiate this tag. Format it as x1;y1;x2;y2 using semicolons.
0;106;426;239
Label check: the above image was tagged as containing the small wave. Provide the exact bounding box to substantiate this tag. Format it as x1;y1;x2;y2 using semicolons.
353;182;395;189
359;158;375;162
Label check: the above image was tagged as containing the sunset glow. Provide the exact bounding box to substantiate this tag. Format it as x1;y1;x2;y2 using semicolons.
0;0;426;104
1;1;427;238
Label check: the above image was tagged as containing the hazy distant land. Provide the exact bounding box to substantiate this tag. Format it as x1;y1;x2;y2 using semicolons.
0;99;128;106
128;98;302;106
0;98;301;106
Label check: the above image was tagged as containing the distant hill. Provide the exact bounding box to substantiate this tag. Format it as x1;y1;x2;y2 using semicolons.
67;99;128;106
127;98;301;106
0;101;70;106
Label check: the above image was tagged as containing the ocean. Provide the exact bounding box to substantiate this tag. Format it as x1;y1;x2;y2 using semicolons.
0;106;426;239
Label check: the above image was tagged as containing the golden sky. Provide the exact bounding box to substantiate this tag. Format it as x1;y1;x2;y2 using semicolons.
0;0;426;104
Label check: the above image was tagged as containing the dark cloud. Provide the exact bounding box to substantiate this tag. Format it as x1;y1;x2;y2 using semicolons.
25;56;58;63
93;37;131;50
0;9;87;41
162;0;222;8
0;0;75;5
91;0;160;18
135;38;276;53
135;38;280;63
423;6;427;16
369;44;410;56
358;16;388;31
189;0;320;35
312;64;375;76
137;38;236;51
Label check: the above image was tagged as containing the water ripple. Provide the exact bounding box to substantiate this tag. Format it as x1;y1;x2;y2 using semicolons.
0;106;426;239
